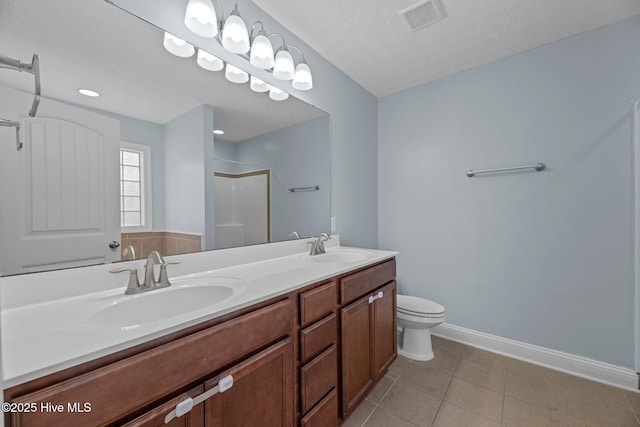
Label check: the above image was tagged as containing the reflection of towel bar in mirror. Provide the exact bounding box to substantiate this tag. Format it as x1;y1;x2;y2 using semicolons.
289;185;320;192
466;163;546;177
0;53;41;151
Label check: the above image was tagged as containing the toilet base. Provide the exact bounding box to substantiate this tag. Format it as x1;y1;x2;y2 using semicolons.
397;327;434;361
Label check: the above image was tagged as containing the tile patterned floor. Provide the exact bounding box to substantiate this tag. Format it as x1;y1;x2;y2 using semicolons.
343;336;640;427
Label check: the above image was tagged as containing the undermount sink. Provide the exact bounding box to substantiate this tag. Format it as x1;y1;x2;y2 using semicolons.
88;285;235;329
311;249;374;264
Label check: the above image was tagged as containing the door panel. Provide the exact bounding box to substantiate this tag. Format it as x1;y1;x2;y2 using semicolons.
0;85;120;275
340;295;374;417
205;338;293;427
373;281;397;379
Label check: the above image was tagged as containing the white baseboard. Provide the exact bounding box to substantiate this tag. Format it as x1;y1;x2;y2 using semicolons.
432;323;638;392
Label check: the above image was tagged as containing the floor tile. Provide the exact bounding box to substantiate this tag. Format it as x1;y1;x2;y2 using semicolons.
412;347;461;375
624;390;640;423
432;402;500;427
503;395;583;427
444;377;503;423
342;399;376;427
432;335;465;358
396;362;452;399
387;355;411;379
505;364;566;411
363;406;420;427
365;375;394;405
562;376;638;426
379;382;442;427
454;357;506;393
461;346;511;370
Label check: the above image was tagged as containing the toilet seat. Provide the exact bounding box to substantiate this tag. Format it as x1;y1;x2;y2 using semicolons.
397;295;445;316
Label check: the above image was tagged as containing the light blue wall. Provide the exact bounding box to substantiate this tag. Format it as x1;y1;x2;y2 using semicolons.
111;0;379;249
379;16;640;368
164;105;213;239
235;116;331;241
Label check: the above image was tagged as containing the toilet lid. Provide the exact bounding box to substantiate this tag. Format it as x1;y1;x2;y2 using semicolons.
397;295;445;315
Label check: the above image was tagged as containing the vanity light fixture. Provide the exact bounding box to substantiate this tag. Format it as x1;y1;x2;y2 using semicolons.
197;49;224;71
163;32;195;57
184;0;218;38
249;22;274;69
269;86;289;101
273;45;295;81
250;75;270;93
225;63;249;84
221;4;250;54
178;1;315;93
213;129;225;135
78;88;100;97
288;45;313;90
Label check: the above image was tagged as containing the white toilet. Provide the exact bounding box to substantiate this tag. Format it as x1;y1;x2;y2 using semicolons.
396;295;446;361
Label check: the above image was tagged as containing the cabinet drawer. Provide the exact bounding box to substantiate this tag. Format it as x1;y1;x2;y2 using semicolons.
300;313;337;364
300;281;337;326
10;299;292;427
340;259;396;305
300;344;337;415
300;388;338;427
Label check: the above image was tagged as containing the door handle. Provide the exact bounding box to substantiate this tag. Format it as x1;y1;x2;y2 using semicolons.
108;240;120;249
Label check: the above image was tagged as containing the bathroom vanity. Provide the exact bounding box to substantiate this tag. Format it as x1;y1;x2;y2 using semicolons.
1;239;397;426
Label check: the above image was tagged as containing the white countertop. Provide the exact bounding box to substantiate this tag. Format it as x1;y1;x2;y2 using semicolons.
1;237;396;388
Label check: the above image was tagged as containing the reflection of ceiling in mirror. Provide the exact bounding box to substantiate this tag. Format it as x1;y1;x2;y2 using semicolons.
0;0;327;142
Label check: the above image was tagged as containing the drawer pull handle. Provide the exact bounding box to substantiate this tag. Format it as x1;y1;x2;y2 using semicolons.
368;291;384;304
164;375;234;424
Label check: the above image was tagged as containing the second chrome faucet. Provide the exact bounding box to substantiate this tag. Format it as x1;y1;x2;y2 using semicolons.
308;233;331;255
110;251;180;295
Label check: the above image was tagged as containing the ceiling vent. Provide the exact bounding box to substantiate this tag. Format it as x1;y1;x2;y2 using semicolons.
399;0;447;32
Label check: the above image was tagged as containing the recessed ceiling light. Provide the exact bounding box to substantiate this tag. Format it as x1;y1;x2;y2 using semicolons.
78;89;100;97
213;129;225;135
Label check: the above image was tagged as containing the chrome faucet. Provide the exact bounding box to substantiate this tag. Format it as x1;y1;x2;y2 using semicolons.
110;251;180;295
308;233;331;255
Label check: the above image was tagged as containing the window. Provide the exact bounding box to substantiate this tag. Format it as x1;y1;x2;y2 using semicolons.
120;142;152;231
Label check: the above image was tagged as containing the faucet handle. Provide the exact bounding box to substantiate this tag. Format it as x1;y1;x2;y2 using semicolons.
110;267;140;295
158;260;181;288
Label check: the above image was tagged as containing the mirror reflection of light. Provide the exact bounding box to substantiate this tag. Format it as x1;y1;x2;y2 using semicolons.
197;49;224;72
250;76;271;93
269;86;289;101
163;32;195;57
78;89;100;97
225;63;249;84
213;129;225;135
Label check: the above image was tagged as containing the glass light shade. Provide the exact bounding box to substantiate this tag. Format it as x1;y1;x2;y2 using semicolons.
250;76;270;93
221;13;250;54
197;49;224;71
292;62;313;90
269;87;289;101
273;48;294;80
249;34;274;69
225;63;249;84
184;0;218;38
163;32;195;57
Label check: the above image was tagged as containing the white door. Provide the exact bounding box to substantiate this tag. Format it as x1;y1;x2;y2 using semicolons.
0;85;120;275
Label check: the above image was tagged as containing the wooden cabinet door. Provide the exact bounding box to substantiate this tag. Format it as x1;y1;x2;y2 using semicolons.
340;294;374;417
373;281;397;380
122;385;205;427
205;338;293;427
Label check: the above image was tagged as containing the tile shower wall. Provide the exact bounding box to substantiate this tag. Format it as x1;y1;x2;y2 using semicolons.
121;231;202;259
378;15;640;368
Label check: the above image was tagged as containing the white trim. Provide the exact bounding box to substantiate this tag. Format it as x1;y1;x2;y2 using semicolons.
633;99;640;372
120;141;153;232
432;323;638;392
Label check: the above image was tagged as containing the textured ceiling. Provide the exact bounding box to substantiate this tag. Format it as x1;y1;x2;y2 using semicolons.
0;0;326;142
252;0;640;97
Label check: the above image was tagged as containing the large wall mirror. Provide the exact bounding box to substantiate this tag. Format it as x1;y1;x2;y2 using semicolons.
0;0;330;276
